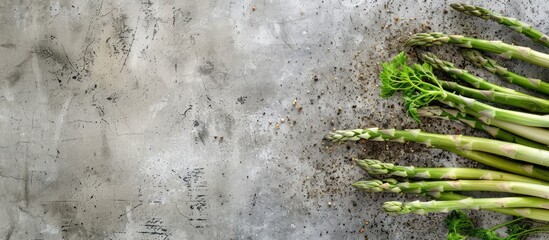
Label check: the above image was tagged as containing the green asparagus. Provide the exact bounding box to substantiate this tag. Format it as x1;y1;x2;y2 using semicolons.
353;179;549;199
405;33;549;68
381;52;549;127
442;147;549;182
325;128;549;167
418;106;549;149
383;197;549;221
437;79;549;113
419;51;526;96
451;3;549;48
461;49;549;95
355;159;547;185
458;106;549;146
425;192;549;223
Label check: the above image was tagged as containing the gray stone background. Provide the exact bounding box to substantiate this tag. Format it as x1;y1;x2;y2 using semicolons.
1;0;548;239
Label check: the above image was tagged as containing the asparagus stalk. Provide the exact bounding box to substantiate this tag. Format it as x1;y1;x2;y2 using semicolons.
405;33;549;68
418;51;526;96
418;106;549;149
352;179;549;199
381;52;549;127
355;181;549;221
325;128;549;167
437;79;549;113
408;192;549;222
435;192;549;222
442;147;549;182
435;192;479;201
459;106;549;146
444;201;549;225
383;197;549;221
461;49;549;95
450;3;549;48
355;159;547;185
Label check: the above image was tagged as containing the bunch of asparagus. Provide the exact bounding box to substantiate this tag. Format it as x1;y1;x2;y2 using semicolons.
325;3;549;238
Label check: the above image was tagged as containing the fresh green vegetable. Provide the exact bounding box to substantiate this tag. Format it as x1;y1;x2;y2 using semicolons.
418;106;549;149
418;51;526;96
445;210;549;240
435;193;549;221
441;147;549;182
446;210;474;240
451;3;549;48
461;49;549;96
405;33;549;68
326;3;549;236
355;159;547;185
383;197;549;219
457;107;549;146
353;179;549;199
436;79;549;113
381;52;549;127
325;128;549;167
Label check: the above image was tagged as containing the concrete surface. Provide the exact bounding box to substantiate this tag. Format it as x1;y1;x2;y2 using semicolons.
1;0;548;239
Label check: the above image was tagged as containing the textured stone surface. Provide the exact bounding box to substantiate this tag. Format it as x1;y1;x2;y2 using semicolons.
1;0;547;239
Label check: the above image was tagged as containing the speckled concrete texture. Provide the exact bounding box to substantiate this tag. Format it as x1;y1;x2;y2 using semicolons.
1;0;548;239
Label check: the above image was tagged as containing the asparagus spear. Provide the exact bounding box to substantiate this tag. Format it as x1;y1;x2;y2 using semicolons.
437;79;549;113
458;106;549;146
355;181;549;222
418;106;549;149
325;128;549;167
383;197;549;221
436;193;549;223
355;159;547;185
381;52;549;127
442;147;549;182
418;51;527;96
461;49;549;95
405;33;549;68
352;179;549;199
450;3;549;48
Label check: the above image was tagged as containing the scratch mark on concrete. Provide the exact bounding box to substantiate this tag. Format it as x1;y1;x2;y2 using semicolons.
52;95;75;150
98;0;105;16
22;148;30;209
175;105;193;124
0;172;25;181
5;223;14;240
60;137;84;142
117;132;146;136
118;202;143;219
6;53;32;86
101;8;115;17
175;203;198;229
182;105;193;116
120;17;140;73
62;45;76;73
